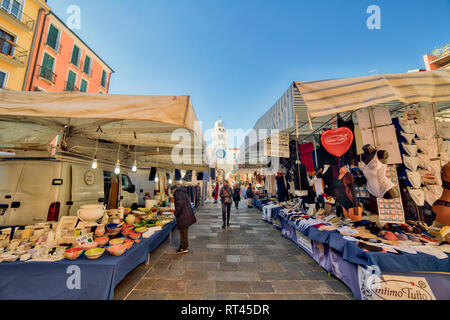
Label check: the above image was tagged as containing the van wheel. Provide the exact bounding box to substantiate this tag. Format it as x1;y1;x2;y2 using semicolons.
131;203;138;210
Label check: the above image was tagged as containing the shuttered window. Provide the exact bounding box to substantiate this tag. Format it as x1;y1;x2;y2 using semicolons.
40;53;55;81
80;79;88;92
46;25;59;50
71;45;80;67
66;70;76;91
101;70;107;87
0;70;7;88
83;55;91;75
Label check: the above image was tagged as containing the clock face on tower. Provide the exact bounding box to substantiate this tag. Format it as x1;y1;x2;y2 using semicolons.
216;149;226;159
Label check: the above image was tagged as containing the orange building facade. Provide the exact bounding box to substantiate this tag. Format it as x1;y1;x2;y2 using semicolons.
25;11;113;92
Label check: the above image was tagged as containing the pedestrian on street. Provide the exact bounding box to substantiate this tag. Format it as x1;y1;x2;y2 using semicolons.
233;183;241;209
246;184;254;208
171;185;196;254
213;183;219;203
220;180;233;228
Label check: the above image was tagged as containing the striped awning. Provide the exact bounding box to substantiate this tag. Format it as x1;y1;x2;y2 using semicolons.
294;70;450;118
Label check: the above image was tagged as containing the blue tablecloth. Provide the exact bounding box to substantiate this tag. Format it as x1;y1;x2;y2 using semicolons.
0;220;176;300
276;214;450;299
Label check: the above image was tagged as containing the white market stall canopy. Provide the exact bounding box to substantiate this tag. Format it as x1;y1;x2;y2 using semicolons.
294;70;450;118
0;91;208;170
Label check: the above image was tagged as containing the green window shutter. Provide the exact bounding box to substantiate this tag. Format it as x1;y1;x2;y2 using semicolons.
80;79;87;92
101;70;107;87
66;70;76;91
46;25;59;50
83;56;91;75
71;45;80;66
40;53;55;80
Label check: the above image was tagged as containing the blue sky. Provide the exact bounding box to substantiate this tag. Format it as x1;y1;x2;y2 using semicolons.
49;0;449;146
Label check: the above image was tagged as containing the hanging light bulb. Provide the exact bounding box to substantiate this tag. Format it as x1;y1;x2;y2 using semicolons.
114;160;121;175
155;174;159;182
169;179;172;184
132;160;137;172
92;156;97;169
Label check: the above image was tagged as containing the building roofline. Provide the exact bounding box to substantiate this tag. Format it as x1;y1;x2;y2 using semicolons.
48;11;115;73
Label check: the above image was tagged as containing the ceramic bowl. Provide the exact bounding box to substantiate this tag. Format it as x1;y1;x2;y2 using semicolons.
121;229;134;237
109;238;125;246
129;232;141;240
135;227;147;234
2;255;18;262
107;244;127;257
83;242;98;250
122;224;134;230
94;236;109;247
64;247;84;260
106;223;122;234
123;238;134;250
134;238;142;244
85;248;105;260
123;208;132;215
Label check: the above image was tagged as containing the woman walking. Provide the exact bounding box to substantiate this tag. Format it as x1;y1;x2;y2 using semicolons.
220;180;233;228
212;183;219;203
233;183;241;209
246;184;254;208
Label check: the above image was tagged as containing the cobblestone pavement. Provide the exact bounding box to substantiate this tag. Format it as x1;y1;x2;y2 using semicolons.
114;202;354;300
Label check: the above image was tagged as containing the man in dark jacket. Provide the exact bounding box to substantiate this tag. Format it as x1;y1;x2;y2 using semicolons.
172;185;196;253
246;184;254;208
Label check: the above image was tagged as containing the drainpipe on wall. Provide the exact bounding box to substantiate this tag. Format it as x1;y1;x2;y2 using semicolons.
26;9;50;91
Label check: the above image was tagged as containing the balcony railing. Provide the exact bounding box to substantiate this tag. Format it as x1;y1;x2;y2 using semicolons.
0;36;28;65
64;81;79;92
0;3;35;31
38;65;57;84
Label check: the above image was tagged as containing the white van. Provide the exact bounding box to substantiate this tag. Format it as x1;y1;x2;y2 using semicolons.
0;158;138;226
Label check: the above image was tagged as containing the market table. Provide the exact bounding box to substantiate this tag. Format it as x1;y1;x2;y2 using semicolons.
266;209;450;300
0;220;176;300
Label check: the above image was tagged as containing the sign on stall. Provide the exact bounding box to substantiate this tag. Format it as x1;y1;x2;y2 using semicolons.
295;229;313;254
264;132;290;158
358;266;436;300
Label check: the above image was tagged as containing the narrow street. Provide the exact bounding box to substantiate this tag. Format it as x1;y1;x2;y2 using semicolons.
114;202;354;300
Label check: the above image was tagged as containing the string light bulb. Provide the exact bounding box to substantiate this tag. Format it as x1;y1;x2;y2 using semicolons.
92;156;97;169
114;159;121;175
132;160;137;172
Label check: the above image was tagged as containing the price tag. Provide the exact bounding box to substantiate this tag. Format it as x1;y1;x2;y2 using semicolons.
76;233;93;247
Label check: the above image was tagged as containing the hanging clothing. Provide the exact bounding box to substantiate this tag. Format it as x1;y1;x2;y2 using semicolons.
299;142;315;172
359;153;395;198
336;172;357;211
316;165;334;197
276;174;289;202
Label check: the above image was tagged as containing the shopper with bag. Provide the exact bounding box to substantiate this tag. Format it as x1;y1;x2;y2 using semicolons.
171;185;196;253
220;180;233;228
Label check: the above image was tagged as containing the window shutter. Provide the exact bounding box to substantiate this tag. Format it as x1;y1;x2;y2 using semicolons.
47;25;59;50
80;79;87;92
71;45;80;66
83;56;91;75
101;70;107;87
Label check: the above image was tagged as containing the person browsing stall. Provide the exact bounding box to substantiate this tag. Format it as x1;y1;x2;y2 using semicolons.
171;185;196;254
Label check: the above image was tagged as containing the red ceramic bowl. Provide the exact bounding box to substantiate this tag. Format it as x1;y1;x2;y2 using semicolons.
64;247;84;260
129;232;141;240
124;238;134;249
122;224;134;230
121;229;134;237
94;236;109;247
